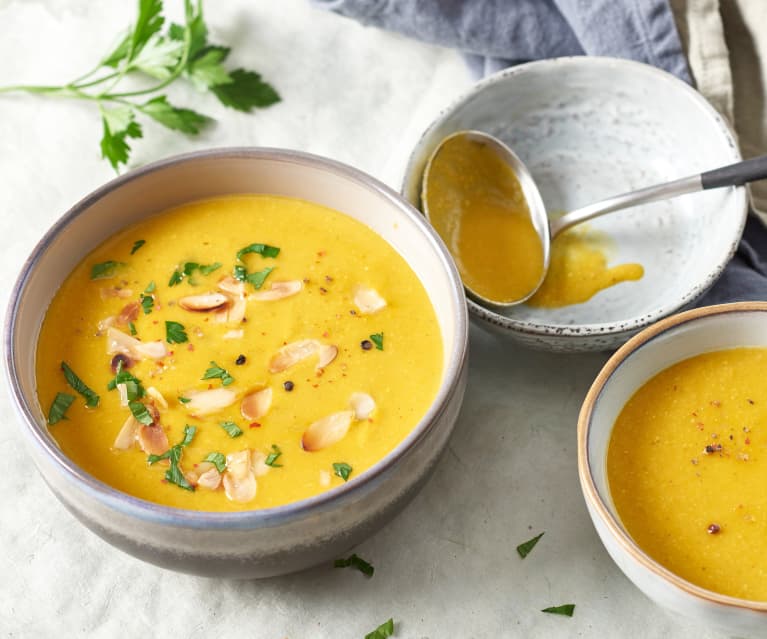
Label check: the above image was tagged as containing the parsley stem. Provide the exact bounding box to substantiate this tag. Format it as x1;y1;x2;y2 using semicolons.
72;71;121;90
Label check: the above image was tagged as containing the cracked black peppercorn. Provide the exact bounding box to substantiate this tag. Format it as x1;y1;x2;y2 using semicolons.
361;339;373;350
283;380;294;391
235;354;246;365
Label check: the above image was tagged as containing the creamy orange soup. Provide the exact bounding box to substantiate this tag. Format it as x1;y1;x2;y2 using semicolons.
36;195;443;511
608;348;767;600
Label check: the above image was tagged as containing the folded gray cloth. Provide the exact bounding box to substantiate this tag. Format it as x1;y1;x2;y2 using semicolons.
317;0;767;306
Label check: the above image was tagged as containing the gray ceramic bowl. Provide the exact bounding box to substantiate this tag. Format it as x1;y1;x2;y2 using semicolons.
5;148;469;578
402;57;747;352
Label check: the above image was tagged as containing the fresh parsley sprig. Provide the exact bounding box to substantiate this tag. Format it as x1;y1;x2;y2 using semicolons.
0;0;280;172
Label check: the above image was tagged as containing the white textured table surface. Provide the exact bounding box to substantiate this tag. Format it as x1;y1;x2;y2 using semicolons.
0;1;732;637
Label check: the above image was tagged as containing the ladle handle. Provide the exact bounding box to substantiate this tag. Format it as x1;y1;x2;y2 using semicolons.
549;153;767;238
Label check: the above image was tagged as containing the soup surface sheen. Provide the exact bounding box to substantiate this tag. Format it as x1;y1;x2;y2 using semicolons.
36;195;443;511
608;348;767;600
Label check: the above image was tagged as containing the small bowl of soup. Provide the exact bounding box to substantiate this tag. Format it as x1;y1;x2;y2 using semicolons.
4;148;469;578
578;302;767;635
402;57;747;352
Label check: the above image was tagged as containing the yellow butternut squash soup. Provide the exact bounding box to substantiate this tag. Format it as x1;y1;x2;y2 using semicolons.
36;195;443;511
608;348;767;600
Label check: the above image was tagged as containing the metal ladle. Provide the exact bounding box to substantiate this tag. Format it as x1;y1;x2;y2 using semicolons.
421;130;767;308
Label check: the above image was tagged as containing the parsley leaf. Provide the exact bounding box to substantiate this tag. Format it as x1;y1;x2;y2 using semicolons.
211;69;281;112
334;553;374;576
48;392;75;425
365;619;394;639
232;264;247;282
90;260;124;280
139;95;210;134
168;269;184;286
129;400;153;425
169;261;221;286
188;46;232;90
131;35;184;80
198;261;222;275
165;320;188;344
144;280;156;293
202;361;234;386
517;532;544;559
140;293;154;315
370;333;384;351
107;361;145;398
130;0;165;61
203;452;226;472
60;362;100;408
99;106;143;171
265;444;283;467
148;425;196;492
130;239;146;254
128;321;137;336
236;243;280;260
332;462;352;482
542;604;575;617
246;266;274;290
177;396;191;404
220;420;243;438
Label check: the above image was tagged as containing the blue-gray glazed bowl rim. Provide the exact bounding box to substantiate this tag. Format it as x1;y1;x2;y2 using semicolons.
402;55;748;339
5;146;469;531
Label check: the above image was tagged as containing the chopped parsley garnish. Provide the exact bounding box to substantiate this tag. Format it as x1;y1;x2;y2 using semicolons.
202;361;234;386
236;243;280;260
265;444;283;467
165;320;188;344
334;553;374;576
128;321;137;336
178;396;191;404
107;360;145;398
220;420;243;438
130;239;146;255
144;280;156;294
365;618;394;639
246;266;274;290
332;462;352;481
128;400;153;425
48;392;75;425
232;264;247;282
370;333;384;351
148;425;196;492
203;452;227;472
140;293;154;314
517;532;544;559
61;361;100;408
168;261;221;286
90;260;124;280
541;604;575;617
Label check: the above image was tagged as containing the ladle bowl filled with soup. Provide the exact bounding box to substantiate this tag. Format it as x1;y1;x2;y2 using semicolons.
5;148;469;578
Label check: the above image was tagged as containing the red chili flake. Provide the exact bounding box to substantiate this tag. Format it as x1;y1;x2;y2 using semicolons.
317;250;326;257
187;343;195;351
322;331;329;338
312;383;319;388
153;320;159;325
169;351;174;356
249;422;261;429
696;422;705;431
319;287;328;294
745;437;751;445
707;524;721;534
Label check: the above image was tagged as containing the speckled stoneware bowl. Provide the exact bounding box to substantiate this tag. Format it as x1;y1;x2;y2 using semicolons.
578;302;767;635
5;148;469;578
402;57;747;352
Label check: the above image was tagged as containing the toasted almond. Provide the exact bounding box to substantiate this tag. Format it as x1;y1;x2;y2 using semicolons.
226;296;247;323
223;471;257;503
146;386;168;409
116;383;129;407
185;461;214;484
241;387;272;421
113;415;139;450
302;410;354;452
269;339;320;373
217;275;245;296
349;392;376;420
249;280;302;302
251;450;270;477
225;449;252;480
197;467;222;490
106;327;167;361
178;293;230;312
223;329;244;339
98;316;117;332
319;469;331;487
137;423;169;456
317;344;338;370
352;285;386;314
100;287;133;300
117;301;140;325
182;388;237;415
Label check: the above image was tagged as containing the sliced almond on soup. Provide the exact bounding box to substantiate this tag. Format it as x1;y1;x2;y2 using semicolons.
249;280;303;302
316;344;338;370
222;470;257;503
196;467;222;490
226;449;252;480
137;423;169;456
352;285;387;314
241;387;272;421
269;339;320;373
217;275;245;296
349;392;376;420
223;329;244;340
182;388;237;415
106;327;167;361
178;292;230;312
113;415;139;450
251;450;270;477
116;382;129;407
302;410;354;452
117;301;140;325
319;469;331;487
146;386;168;409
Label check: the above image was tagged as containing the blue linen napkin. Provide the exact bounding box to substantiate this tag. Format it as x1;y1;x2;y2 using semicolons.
317;0;767;306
